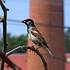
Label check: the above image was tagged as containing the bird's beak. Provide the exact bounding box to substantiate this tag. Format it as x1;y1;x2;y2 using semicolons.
21;20;27;25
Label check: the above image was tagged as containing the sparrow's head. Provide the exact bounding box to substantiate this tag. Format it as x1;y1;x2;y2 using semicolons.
22;19;35;28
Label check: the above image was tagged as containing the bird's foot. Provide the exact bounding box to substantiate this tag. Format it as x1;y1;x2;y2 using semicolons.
32;45;35;49
36;46;41;50
31;45;37;55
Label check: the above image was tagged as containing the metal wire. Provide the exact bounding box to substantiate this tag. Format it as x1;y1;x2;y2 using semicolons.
0;19;70;29
6;45;48;70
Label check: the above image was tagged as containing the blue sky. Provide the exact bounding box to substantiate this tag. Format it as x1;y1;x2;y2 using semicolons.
0;0;30;36
64;0;70;27
0;0;69;37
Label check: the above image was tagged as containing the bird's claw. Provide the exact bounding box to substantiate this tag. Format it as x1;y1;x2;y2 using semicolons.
36;46;41;50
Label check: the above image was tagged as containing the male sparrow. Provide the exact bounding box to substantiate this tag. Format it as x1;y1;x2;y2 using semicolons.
22;19;53;56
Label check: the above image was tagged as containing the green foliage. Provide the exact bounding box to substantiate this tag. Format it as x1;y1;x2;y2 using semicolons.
0;29;70;53
0;33;28;53
64;28;70;53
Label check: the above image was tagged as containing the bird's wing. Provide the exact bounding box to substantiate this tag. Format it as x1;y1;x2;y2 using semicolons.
31;27;48;48
31;28;54;57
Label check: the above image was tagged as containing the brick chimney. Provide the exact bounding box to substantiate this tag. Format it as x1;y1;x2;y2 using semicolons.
27;0;66;70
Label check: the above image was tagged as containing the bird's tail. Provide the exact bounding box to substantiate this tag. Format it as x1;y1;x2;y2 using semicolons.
46;48;54;57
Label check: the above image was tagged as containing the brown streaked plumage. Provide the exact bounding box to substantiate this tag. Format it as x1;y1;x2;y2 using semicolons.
22;19;53;56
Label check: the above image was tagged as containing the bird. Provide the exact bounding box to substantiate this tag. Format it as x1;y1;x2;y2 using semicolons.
22;19;54;56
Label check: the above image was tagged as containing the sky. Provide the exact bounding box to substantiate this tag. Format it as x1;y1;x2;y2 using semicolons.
64;0;70;27
0;0;69;37
0;0;30;36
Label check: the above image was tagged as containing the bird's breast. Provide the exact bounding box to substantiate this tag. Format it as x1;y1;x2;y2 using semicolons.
28;33;42;47
28;33;36;40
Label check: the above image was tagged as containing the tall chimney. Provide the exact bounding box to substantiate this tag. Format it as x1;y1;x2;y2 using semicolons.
27;0;66;70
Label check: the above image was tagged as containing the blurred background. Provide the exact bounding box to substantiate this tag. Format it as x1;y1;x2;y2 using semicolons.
0;0;70;70
0;0;29;53
0;0;70;53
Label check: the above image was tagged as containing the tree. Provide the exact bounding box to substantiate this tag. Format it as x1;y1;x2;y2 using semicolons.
0;33;28;53
64;28;70;53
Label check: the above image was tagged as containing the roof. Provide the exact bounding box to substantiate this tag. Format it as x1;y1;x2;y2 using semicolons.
1;53;70;70
4;54;27;70
65;53;70;70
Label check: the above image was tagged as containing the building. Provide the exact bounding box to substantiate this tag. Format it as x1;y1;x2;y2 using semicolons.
27;0;66;70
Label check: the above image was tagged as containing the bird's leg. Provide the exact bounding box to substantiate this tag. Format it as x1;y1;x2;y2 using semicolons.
31;45;37;55
32;45;41;50
32;45;35;49
36;46;41;50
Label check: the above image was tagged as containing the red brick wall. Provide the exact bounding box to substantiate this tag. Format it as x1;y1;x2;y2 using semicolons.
27;0;66;70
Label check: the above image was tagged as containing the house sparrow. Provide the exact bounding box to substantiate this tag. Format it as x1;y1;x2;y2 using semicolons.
22;19;53;56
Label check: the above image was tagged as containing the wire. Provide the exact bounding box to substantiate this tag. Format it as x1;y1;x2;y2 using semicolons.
0;19;69;29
